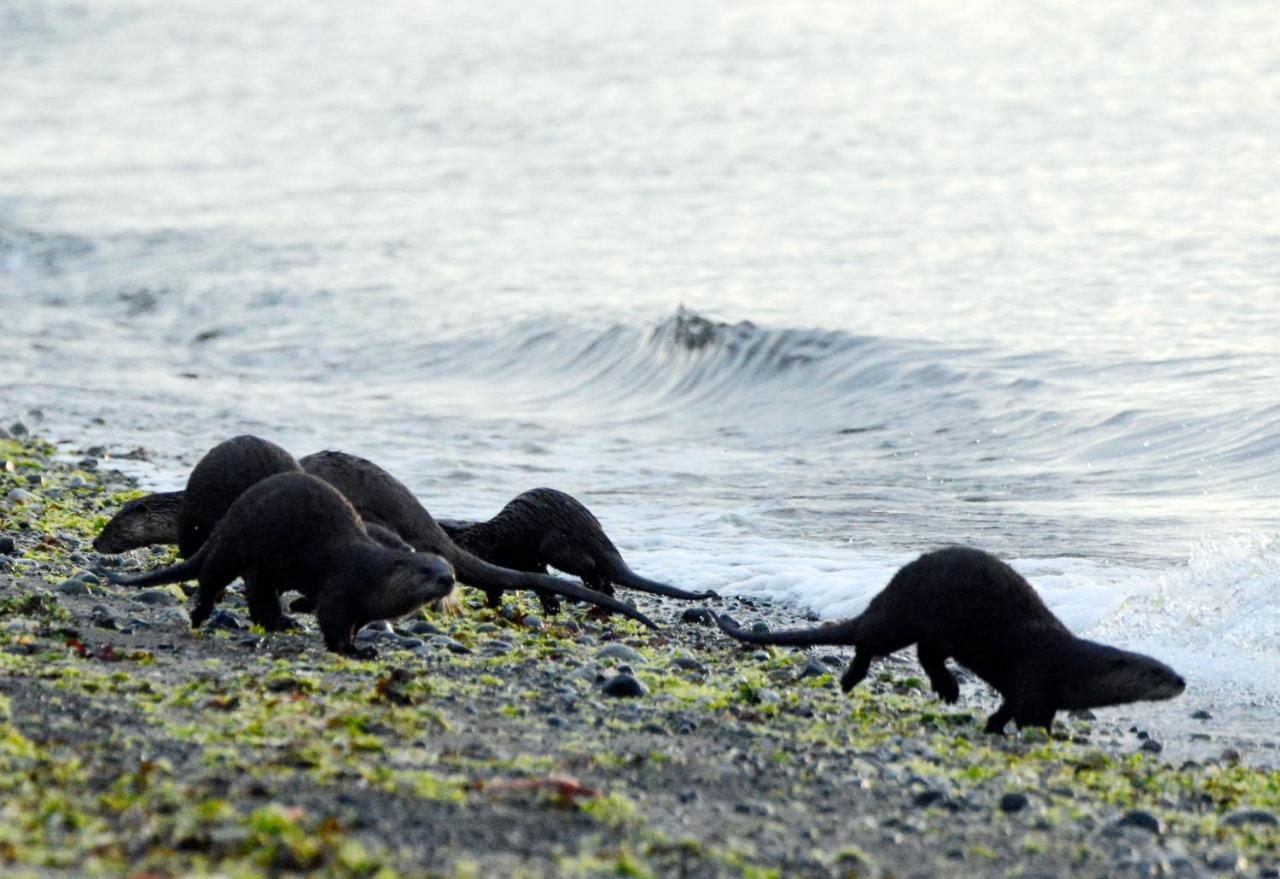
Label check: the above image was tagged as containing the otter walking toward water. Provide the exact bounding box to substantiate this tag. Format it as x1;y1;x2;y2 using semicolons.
715;546;1185;733
439;488;715;606
105;473;457;656
298;452;657;627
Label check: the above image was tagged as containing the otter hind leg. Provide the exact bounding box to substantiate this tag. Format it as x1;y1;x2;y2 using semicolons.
840;650;873;693
244;572;296;632
917;644;960;703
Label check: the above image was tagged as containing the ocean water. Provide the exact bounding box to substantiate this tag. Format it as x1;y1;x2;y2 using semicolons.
3;0;1279;727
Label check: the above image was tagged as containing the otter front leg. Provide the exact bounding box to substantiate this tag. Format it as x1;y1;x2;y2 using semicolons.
984;702;1014;734
534;588;562;615
917;644;960;703
318;610;376;659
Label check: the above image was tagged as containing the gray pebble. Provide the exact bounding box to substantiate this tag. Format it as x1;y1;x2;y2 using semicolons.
1220;809;1278;828
1139;739;1163;754
913;789;945;808
9;421;28;436
1191;709;1212;720
480;640;513;656
429;635;472;655
749;621;770;635
601;673;647;698
522;614;543;630
55;578;91;596
1114;810;1162;834
670;657;706;674
76;570;98;585
796;658;829;680
156;607;191;626
7;488;37;504
89;604;119;629
206;609;247;631
136;589;178;606
406;619;443;636
751;650;770;661
598;643;644;663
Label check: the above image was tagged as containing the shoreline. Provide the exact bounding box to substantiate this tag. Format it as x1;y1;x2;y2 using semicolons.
1;429;1277;877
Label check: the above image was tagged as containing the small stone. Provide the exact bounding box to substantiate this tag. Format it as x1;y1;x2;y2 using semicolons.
751;650;769;661
1220;809;1278;828
522;614;543;631
999;793;1029;813
1191;709;1212;720
56;578;91;596
913;790;945;808
670;657;706;674
206;609;246;631
757;688;782;705
598;643;644;663
156;607;191;626
1139;739;1163;754
681;607;714;626
90;604;119;629
406;619;443;637
1219;748;1242;764
796;658;829;680
357;621;396;641
9;422;28;436
429;635;472;655
480;640;513;655
601;673;647;698
0;536;16;555
7;488;37;504
76;571;99;585
396;637;425;651
749;621;770;635
136;589;179;607
1115;810;1162;834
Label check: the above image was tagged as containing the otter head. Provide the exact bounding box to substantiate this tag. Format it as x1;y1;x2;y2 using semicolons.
1056;640;1186;711
385;553;457;615
93;492;183;554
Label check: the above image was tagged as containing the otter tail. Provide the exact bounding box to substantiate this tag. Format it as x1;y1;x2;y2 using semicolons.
611;563;718;602
714;613;860;647
451;551;658;630
100;550;205;589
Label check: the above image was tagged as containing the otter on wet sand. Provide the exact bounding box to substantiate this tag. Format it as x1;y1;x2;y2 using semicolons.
439;487;716;606
714;546;1185;733
105;473;457;656
298;451;658;628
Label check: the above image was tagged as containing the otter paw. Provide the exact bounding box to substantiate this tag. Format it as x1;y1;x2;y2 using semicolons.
265;615;300;632
289;596;315;613
538;595;562;615
936;679;961;704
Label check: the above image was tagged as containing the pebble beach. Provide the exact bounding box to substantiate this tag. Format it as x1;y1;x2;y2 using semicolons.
2;426;1278;879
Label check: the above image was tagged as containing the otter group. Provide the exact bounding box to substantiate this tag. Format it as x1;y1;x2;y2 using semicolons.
96;434;1185;732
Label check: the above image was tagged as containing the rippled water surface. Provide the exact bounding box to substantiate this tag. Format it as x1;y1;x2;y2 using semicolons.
3;0;1279;713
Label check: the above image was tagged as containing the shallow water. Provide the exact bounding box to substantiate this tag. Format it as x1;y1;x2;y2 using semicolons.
3;0;1279;727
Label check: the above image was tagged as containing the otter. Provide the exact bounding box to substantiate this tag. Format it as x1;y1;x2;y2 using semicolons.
438;487;716;605
714;546;1185;733
296;451;657;626
178;435;302;557
94;490;183;554
105;473;457;656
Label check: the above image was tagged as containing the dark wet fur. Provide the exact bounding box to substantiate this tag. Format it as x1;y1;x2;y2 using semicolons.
106;473;456;656
93;490;184;554
715;546;1186;733
298;451;657;629
178;435;301;557
440;487;716;604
